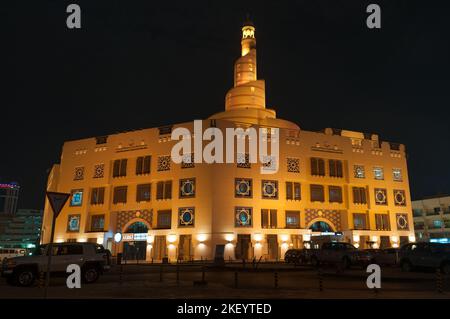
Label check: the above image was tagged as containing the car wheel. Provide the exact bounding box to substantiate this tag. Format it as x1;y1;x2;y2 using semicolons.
14;268;36;287
441;263;450;275
83;266;100;283
401;260;412;272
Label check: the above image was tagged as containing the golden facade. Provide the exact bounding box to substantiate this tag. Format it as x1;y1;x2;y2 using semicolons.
42;23;415;261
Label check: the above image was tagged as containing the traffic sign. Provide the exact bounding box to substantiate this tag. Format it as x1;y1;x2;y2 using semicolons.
46;192;70;218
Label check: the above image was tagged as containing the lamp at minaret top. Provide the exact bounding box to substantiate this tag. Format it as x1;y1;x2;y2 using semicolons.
241;25;256;56
234;23;257;87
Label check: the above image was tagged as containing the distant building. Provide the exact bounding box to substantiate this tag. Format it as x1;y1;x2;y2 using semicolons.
412;195;450;243
0;183;20;215
0;209;43;249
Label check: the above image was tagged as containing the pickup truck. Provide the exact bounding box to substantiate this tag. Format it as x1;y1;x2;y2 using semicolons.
309;242;372;269
399;242;450;274
1;242;111;287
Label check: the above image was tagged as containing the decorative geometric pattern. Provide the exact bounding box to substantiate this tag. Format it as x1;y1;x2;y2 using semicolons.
181;153;195;169
287;158;300;173
74;166;84;181
305;209;341;231
262;180;278;199
396;213;409;230
353;165;365;178
115;209;153;232
235;207;252;227
237;153;251;168
157;155;171;171
235;178;252;198
179;207;195;227
394;190;406;206
180;178;196;198
374;188;388;205
93;163;104;178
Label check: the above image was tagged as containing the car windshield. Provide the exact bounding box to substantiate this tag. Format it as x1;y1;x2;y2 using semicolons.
33;245;47;256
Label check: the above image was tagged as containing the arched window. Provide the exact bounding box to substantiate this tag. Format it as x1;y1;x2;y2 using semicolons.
309;221;333;232
126;221;148;233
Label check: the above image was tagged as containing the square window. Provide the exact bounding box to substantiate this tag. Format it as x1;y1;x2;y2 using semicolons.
179;178;196;198
237;153;251;168
396;213;409;230
113;186;127;204
178;207;195;227
310;185;325;202
90;215;105;232
329;186;343;203
181;153;195;169
353;213;367;230
67;215;81;232
136;184;151;202
93;164;104;178
235;178;252;198
373;167;384;180
287;158;300;173
157;155;171;171
285;211;300;229
393;168;403;182
374;188;388;205
354;165;365;178
70;189;83;206
235;207;252;227
90;187;105;205
394;189;406;206
157;210;172;229
74;167;84;181
262;180;278;199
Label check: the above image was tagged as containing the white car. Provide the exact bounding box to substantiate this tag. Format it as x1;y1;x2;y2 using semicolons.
2;242;111;287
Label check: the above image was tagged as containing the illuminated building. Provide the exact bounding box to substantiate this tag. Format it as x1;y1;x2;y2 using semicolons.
42;22;415;261
0;183;20;216
412;195;450;243
0;209;43;249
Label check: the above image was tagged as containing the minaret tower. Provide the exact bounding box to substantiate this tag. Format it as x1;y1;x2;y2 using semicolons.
225;20;266;111
210;19;300;130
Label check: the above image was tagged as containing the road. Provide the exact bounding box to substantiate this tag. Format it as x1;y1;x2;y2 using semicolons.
0;263;449;299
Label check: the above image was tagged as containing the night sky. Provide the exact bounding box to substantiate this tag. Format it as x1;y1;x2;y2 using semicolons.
5;0;450;209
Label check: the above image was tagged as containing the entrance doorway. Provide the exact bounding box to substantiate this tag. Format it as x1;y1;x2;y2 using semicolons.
267;234;278;260
235;234;252;260
152;235;167;260
123;221;149;261
123;241;146;260
178;235;192;261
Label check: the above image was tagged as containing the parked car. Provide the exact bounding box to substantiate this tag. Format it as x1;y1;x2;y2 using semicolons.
309;242;372;269
365;248;399;266
284;249;302;263
2;242;111;287
0;248;26;263
284;249;313;264
399;242;450;274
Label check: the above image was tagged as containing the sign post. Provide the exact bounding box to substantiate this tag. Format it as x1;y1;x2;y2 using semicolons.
44;191;70;298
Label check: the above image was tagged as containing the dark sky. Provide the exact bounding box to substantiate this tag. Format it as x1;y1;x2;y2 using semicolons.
4;0;450;209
